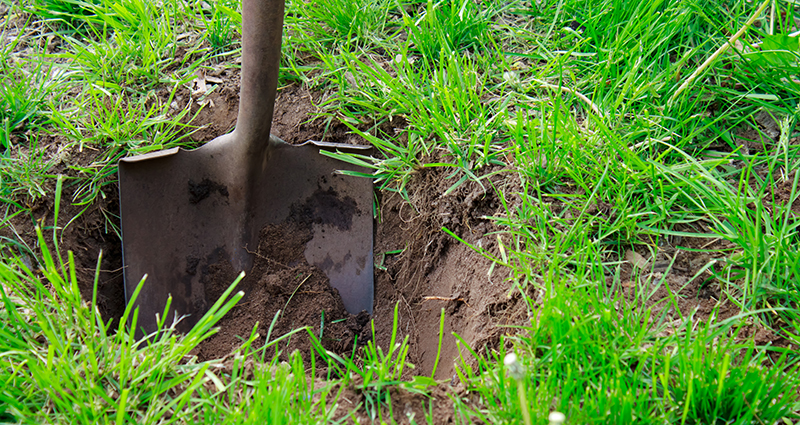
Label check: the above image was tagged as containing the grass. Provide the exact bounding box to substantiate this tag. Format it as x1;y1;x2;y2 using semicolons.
0;231;337;423
0;62;54;151
199;0;239;55
303;0;393;47
56;84;198;206
58;0;189;89
310;302;417;422
452;266;800;424
402;0;494;60
2;0;800;422
30;0;102;32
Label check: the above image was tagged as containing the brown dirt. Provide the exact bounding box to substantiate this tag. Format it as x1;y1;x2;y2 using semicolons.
0;177;125;329
371;167;522;381
271;84;363;145
603;206;793;350
614;232;740;324
176;65;364;146
180;65;240;144
335;384;455;424
6;73;797;422
193;212;371;362
612;237;792;353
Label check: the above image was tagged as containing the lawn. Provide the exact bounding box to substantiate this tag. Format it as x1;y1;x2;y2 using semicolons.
1;0;800;423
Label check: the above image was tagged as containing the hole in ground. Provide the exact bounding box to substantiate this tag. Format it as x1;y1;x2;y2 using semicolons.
2;82;529;383
10;165;525;382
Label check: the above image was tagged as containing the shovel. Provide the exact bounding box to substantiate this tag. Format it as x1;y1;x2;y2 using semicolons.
118;0;373;334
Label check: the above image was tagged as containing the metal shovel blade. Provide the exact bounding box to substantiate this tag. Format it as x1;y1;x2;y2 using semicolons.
118;0;373;335
119;137;373;334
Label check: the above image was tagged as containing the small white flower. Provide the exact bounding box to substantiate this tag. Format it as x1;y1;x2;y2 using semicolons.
504;353;524;380
503;70;521;89
548;411;566;425
504;353;517;366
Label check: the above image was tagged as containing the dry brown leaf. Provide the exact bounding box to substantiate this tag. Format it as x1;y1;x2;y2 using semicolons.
625;249;649;269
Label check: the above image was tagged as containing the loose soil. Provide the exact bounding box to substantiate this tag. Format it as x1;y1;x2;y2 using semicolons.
182;68;361;146
2;72;529;383
194;218;372;362
4;70;796;421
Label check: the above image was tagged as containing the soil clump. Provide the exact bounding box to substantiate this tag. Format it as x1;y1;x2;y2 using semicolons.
194;214;371;362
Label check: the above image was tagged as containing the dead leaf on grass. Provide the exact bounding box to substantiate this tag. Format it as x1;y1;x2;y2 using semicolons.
625;249;649;270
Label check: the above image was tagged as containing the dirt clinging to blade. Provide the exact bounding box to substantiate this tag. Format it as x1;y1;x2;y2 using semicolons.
194;214;371;363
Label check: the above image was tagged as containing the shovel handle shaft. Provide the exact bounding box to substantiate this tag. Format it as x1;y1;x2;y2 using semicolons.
235;0;285;147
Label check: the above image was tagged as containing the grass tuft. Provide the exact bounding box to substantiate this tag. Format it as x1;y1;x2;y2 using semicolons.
402;0;494;61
